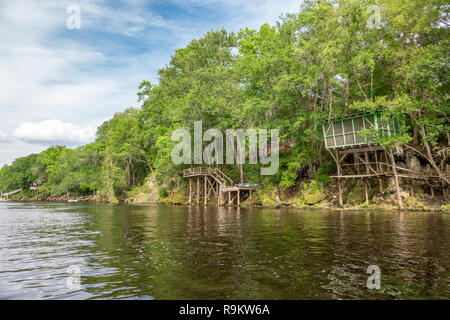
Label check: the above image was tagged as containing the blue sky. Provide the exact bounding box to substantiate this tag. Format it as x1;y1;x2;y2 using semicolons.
0;0;302;166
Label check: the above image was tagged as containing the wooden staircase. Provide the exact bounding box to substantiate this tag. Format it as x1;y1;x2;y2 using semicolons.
0;189;21;199
183;167;233;187
183;167;255;206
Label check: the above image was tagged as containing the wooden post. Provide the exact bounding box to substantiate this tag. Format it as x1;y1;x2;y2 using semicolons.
204;176;207;205
197;177;200;205
216;183;219;200
375;151;383;194
405;151;415;197
189;178;192;204
364;151;370;204
355;153;361;186
336;151;343;208
388;149;403;209
228;191;231;206
237;190;240;206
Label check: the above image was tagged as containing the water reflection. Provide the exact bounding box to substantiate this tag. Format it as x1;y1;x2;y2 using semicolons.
0;202;448;299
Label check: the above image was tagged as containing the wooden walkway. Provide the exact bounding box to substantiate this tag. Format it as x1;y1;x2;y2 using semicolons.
183;167;255;206
0;189;21;199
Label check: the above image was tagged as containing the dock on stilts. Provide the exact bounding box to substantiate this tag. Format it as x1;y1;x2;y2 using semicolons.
183;167;255;206
322;110;445;209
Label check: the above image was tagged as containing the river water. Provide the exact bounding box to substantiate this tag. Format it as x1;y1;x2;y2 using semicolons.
0;201;448;300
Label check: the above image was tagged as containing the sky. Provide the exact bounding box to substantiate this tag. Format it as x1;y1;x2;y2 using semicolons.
0;0;302;167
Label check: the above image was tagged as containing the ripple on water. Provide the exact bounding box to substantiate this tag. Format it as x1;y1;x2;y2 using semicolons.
0;202;448;299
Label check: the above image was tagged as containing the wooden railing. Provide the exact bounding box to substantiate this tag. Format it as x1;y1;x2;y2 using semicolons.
0;189;21;198
337;161;440;179
183;167;233;187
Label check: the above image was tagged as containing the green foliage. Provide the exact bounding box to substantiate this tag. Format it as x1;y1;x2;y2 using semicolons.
258;186;278;207
405;196;428;210
159;189;187;204
290;180;326;207
344;184;366;205
1;1;448;202
301;180;326;205
313;161;334;184
158;187;169;199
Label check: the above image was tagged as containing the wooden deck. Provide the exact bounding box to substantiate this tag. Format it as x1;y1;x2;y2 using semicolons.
183;167;255;206
327;145;443;209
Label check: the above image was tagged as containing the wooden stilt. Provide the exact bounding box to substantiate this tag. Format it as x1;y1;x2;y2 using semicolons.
216;182;219;199
237;190;240;206
355;153;361;186
405;151;415;197
228;191;231;206
364;151;370;204
204;176;207;205
197;177;200;205
336;151;343;208
375;151;383;194
189;178;192;204
388;149;403;209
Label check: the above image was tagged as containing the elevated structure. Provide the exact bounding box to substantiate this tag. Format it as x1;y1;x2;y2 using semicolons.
0;189;21;200
322;110;441;209
322;110;399;149
183;167;255;206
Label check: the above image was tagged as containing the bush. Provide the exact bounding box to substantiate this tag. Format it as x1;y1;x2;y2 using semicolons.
291;180;326;207
158;187;169;199
258;186;278;207
302;181;326;205
313;161;334;184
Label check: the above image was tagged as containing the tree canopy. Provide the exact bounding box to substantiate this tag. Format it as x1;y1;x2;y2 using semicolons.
1;0;448;201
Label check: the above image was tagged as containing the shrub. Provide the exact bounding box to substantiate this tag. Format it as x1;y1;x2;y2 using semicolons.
158;187;169;199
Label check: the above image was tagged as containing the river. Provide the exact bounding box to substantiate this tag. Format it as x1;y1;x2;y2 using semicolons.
0;201;448;299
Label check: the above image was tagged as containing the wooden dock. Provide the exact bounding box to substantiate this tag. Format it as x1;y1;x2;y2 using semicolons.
183;167;255;206
0;189;21;200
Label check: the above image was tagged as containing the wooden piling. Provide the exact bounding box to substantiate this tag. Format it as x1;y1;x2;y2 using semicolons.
375;150;383;194
364;151;370;204
387;149;403;209
336;151;343;208
197;177;200;205
204;176;207;205
189;178;192;204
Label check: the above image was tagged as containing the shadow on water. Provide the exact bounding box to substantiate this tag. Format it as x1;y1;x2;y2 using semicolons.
0;202;448;299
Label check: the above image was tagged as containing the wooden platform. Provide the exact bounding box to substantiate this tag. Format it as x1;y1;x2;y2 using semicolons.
183;167;255;206
327;145;443;209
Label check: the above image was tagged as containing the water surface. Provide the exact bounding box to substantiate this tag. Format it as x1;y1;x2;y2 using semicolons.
0;202;448;299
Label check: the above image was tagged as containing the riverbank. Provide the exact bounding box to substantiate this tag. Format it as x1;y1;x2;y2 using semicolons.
123;177;450;212
5;189;448;213
3;198;449;213
4;174;449;213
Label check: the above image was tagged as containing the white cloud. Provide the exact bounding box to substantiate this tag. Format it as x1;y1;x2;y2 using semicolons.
0;131;8;142
0;0;301;166
12;120;96;145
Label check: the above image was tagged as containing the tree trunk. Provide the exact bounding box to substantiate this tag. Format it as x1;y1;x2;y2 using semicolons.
388;149;403;209
420;125;450;185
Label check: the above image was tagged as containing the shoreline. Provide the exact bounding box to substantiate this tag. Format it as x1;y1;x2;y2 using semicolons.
2;197;449;213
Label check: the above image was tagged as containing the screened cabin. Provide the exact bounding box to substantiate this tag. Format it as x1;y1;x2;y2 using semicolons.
322;110;399;150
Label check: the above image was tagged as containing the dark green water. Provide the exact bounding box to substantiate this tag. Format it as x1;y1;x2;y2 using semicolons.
0;201;448;300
